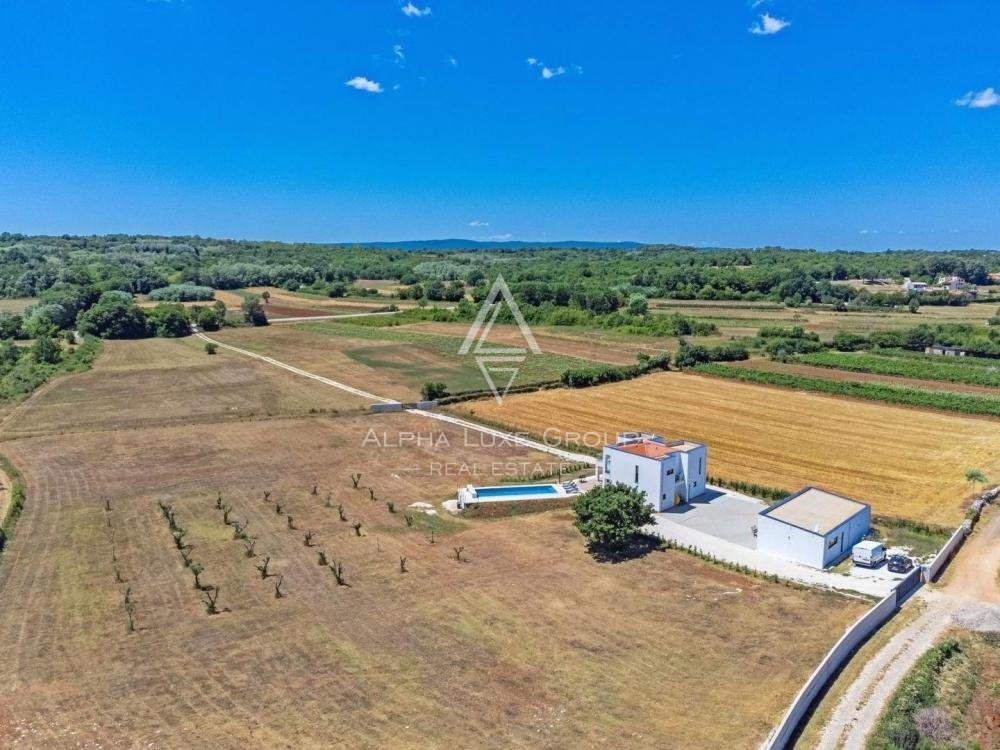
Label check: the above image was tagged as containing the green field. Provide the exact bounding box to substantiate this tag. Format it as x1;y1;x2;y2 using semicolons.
694;362;1000;416
797;350;1000;387
300;320;580;394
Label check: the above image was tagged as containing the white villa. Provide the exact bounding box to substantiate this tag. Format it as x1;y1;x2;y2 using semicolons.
601;432;708;512
938;275;967;291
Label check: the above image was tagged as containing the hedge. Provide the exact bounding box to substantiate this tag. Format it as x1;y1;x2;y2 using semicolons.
0;456;26;554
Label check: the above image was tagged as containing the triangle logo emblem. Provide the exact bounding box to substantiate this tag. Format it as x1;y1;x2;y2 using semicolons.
459;275;542;404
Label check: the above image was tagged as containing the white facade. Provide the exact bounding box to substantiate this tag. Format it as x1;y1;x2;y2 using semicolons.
938;275;966;291
902;277;927;292
757;487;871;568
601;433;707;512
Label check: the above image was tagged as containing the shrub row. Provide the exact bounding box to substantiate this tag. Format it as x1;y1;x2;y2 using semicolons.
672;342;749;369
560;353;671;388
868;638;963;750
870;514;953;540
0;456;26;554
797;351;1000;388
147;283;215;302
694;363;1000;417
707;475;791;503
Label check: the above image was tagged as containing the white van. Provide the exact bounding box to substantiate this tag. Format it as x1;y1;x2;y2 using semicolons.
852;540;886;568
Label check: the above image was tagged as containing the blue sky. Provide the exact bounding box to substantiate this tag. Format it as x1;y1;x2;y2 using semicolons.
0;1;998;250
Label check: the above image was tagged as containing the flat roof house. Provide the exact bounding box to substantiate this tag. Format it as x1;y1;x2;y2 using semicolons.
601;432;707;512
926;344;966;357
757;487;871;569
902;277;928;292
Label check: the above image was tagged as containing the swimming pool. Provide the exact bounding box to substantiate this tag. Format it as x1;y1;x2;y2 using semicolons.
458;482;565;506
474;484;560;499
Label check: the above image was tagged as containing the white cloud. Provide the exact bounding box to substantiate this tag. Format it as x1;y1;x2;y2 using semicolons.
393;44;405;64
401;2;431;17
750;0;770;7
955;87;1000;109
447;55;458;66
345;76;383;93
750;13;790;35
469;220;489;227
859;229;879;235
528;57;578;79
488;233;513;241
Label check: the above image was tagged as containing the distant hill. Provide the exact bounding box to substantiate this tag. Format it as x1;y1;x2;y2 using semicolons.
354;238;644;251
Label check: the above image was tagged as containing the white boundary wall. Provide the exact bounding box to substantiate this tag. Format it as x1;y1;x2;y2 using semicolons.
764;484;999;749
761;566;921;750
924;524;968;582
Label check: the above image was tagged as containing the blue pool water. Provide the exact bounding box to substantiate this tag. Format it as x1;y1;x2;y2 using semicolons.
474;484;560;499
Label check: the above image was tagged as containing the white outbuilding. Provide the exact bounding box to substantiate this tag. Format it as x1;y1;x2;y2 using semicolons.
756;487;871;569
601;432;708;512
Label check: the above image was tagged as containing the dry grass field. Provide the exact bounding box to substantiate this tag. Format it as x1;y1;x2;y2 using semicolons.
406;321;670;365
212;322;583;400
0;335;870;749
458;372;1000;526
650;298;1000;341
212;287;410;318
0;298;38;314
0;338;374;440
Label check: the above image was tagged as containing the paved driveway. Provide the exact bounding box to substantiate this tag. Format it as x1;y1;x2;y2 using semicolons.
647;486;898;597
661;489;763;548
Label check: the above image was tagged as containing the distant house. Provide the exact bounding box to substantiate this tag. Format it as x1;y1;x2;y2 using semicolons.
902;277;927;293
756;487;871;569
938;275;967;291
925;344;966;357
601;432;707;512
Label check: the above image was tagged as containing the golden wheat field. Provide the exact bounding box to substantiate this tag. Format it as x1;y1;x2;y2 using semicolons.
458;372;1000;526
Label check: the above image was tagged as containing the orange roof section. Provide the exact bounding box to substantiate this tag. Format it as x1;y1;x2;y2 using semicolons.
613;442;678;459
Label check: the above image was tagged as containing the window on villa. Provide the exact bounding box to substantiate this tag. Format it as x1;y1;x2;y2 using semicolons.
827;537;839;548
698;457;703;474
634;466;639;483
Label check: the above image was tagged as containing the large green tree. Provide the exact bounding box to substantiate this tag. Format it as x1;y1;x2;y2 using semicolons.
241;294;268;326
76;291;150;339
572;483;654;550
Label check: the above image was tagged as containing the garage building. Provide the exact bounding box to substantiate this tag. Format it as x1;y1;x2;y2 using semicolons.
756;487;871;569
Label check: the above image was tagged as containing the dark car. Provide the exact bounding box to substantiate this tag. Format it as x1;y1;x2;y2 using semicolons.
887;555;914;573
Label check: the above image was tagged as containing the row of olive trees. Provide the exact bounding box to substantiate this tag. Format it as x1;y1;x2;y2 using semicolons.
104;498;139;634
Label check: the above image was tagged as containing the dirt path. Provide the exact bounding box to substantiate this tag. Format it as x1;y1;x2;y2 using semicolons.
812;509;1000;749
940;505;1000;605
195;333;598;466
